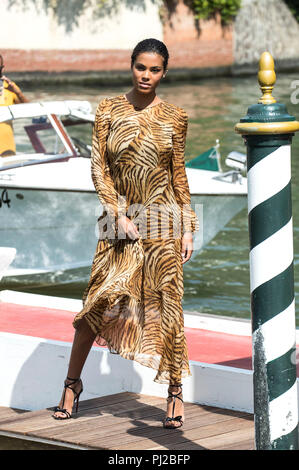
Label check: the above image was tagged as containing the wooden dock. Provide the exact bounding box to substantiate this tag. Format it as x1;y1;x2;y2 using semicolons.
0;392;255;450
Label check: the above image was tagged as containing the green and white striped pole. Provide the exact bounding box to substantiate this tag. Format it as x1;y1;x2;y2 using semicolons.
235;52;299;450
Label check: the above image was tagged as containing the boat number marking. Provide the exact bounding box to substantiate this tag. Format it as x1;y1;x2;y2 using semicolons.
0;189;11;208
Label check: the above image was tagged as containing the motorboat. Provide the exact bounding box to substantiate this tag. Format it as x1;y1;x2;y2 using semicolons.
0;101;247;286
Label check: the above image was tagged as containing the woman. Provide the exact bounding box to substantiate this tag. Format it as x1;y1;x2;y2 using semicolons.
53;38;199;429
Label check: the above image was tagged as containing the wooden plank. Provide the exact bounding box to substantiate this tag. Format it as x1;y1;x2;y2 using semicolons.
217;438;255;450
30;402;218;446
0;407;28;420
36;402;249;447
1;395;216;436
106;415;253;451
76;392;155;411
106;413;252;450
149;425;254;450
0;409;49;429
31;406;165;441
0;393;164;433
42;400;165;435
84;410;252;448
199;427;255;450
0;392;143;424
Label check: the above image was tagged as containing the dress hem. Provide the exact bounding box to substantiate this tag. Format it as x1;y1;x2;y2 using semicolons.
73;308;191;385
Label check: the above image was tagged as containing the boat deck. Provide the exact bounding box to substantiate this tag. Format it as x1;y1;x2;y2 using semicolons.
0;392;254;450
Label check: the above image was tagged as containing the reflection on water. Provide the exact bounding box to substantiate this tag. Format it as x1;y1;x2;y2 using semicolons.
5;73;299;325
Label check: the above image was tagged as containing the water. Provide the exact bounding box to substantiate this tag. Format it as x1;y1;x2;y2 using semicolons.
6;73;299;325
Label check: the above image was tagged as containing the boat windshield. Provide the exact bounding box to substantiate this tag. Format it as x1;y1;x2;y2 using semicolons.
0;114;74;171
61;117;93;158
16;116;70;155
0;111;94;171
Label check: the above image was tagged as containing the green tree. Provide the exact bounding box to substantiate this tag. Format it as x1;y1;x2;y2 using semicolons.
184;0;242;25
184;0;299;25
284;0;299;22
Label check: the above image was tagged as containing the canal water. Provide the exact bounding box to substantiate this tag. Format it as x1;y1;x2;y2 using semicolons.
5;73;299;325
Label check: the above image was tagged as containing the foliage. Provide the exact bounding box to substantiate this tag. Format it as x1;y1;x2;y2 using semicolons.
184;0;242;25
8;0;90;31
284;0;299;22
10;0;298;34
7;0;151;32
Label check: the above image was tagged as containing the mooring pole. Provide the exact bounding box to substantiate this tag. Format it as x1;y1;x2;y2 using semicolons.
235;52;299;450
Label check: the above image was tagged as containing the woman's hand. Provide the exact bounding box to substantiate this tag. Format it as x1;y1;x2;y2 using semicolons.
117;215;140;240
181;231;193;264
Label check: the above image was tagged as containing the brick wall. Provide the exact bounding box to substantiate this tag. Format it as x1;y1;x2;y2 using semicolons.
2;49;132;73
2;41;233;73
164;1;233;69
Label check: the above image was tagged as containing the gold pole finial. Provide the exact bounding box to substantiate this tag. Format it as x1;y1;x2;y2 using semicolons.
258;52;276;105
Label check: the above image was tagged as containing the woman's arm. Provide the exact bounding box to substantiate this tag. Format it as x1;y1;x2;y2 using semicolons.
171;108;199;237
91;98;139;240
91;98;127;221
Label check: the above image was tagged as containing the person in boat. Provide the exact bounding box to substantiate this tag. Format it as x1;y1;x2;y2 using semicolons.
52;38;199;429
0;54;29;157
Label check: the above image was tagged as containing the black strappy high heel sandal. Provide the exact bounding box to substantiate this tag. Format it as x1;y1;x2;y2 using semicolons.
163;383;184;429
52;376;83;420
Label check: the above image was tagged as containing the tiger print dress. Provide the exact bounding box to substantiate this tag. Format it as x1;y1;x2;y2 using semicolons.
73;94;199;384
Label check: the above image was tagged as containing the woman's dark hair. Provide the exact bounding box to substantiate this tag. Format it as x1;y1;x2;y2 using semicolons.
131;38;169;71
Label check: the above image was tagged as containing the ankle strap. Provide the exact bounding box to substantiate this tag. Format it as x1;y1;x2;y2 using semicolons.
65;376;81;385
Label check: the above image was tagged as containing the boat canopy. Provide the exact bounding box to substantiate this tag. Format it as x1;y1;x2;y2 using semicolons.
0;100;95;123
186;146;221;172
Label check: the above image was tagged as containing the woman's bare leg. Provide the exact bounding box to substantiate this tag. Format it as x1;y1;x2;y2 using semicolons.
67;317;97;378
53;317;96;418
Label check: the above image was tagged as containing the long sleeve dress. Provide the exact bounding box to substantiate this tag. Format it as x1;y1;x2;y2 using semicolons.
73;94;199;384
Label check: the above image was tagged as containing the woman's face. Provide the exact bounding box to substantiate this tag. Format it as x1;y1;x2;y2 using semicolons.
131;52;166;95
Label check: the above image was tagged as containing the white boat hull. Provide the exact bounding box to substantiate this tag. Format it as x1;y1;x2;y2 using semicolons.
0;186;246;285
1;187;98;284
